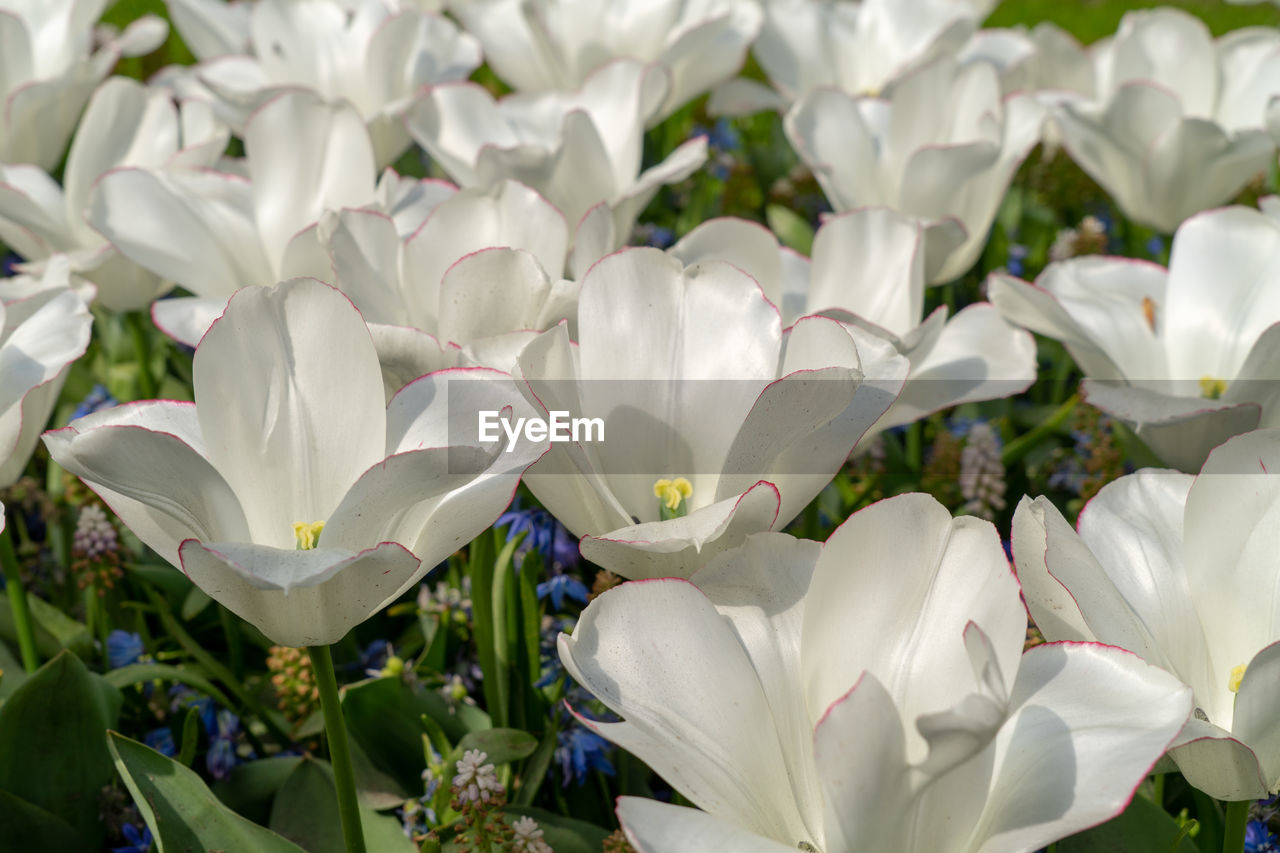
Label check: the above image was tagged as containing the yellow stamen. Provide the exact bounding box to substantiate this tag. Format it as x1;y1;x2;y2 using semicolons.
653;477;693;512
1200;377;1227;400
1228;663;1248;693
293;520;325;550
1141;296;1157;333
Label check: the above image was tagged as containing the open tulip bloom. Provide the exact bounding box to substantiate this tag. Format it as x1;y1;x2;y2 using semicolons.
512;246;908;579
449;0;762;123
784;55;1045;284
0;76;228;311
559;494;1193;852
44;278;545;647
0;0;169;170
162;0;481;166
405;59;708;247
1053;8;1280;233
1013;427;1280;801
989;205;1280;473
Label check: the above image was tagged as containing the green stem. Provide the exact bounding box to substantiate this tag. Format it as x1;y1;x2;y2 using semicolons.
1002;394;1080;466
126;312;157;400
308;645;365;853
0;523;38;672
1152;773;1164;809
905;422;923;473
1222;799;1250;853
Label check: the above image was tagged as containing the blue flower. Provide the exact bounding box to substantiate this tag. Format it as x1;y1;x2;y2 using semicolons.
555;725;615;786
144;727;176;758
536;574;590;611
1246;820;1279;853
106;630;144;669
206;710;243;780
112;823;153;853
1006;243;1029;278
168;686;217;735
1146;235;1166;259
0;252;19;277
71;384;118;421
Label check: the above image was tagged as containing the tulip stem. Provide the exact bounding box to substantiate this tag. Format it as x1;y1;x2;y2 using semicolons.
1222;799;1250;853
308;644;365;853
1002;394;1079;466
126;311;157;400
0;522;38;672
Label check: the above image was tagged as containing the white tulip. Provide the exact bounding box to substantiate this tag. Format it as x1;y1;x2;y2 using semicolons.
0;0;168;170
44;278;544;647
0;78;227;311
162;0;480;166
1054;9;1280;232
990;206;1280;473
1014;428;1280;800
513;246;907;579
561;495;1193;852
406;60;707;249
449;0;761;122
0;259;93;487
785;56;1045;283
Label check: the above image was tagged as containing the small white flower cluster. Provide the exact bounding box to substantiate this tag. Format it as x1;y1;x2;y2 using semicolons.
509;815;553;853
451;749;504;806
73;504;118;559
959;422;1007;521
1048;214;1108;261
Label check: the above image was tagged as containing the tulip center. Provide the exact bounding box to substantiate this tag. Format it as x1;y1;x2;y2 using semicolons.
1228;663;1248;693
293;520;325;550
653;477;693;521
1199;377;1227;400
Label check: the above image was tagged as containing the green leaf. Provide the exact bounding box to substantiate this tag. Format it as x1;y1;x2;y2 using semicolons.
268;757;414;853
513;726;558;807
177;706;200;767
0;788;89;851
0;637;27;702
766;204;814;256
104;662;233;707
343;676;489;793
1058;793;1201;853
450;728;538;767
0;590;93;659
0;651;121;845
181;586;213;621
212;757;304;826
108;731;306;853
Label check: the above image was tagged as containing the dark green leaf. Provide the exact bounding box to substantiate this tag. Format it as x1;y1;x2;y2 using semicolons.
212;757;304;826
451;728;538;767
109;732;305;853
1058;793;1201;853
766;204;814;256
104;662;233;707
268;757;414;853
0;651;121;845
0;788;89;851
0;590;93;659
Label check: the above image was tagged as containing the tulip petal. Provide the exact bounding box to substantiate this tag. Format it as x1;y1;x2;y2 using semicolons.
43;405;250;566
1167;717;1271;802
579;481;782;580
558;578;815;842
804;493;1025;763
194;280;386;549
151;296;228;349
1230;639;1280;792
179;539;420;646
616;799;794;853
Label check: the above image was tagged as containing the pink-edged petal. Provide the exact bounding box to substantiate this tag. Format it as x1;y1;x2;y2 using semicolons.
1231;639;1280;793
617;799;795;853
194;279;386;549
151;296;228;349
1167;716;1271;802
558;578;813;842
1082;379;1261;473
579;481;782;580
43;405;250;566
918;642;1191;853
814;674;913;853
804;493;1025;763
668;217;784;309
436;247;555;347
366;322;461;402
87;167;273;298
179;539;420;646
1011;496;1100;644
244;90;377;272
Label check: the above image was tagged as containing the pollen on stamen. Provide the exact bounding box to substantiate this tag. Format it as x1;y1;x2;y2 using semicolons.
1228;663;1248;693
653;477;693;511
1199;377;1227;400
293;520;325;550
